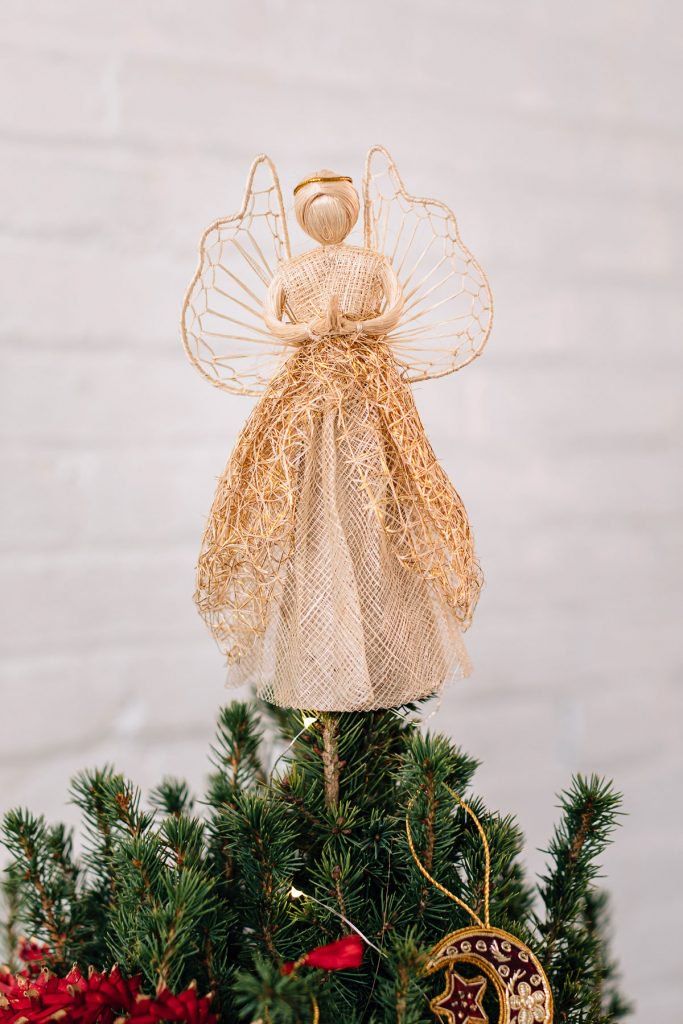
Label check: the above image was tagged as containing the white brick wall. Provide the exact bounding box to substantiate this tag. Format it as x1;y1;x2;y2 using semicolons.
1;1;681;1017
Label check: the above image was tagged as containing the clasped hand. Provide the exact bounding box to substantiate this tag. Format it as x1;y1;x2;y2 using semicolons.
309;295;363;339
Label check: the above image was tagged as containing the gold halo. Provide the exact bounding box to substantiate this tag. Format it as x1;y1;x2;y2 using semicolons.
293;175;353;196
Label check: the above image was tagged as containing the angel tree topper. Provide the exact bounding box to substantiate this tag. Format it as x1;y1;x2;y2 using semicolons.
181;147;493;711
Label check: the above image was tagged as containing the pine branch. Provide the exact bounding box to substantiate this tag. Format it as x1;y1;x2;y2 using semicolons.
0;866;22;968
374;931;427;1024
69;768;153;899
320;715;341;809
207;703;264;809
0;810;73;964
150;778;195;817
219;792;301;962
397;732;481;935
145;869;217;992
159;816;206;872
537;775;624;1023
233;954;318;1024
583;889;633;1023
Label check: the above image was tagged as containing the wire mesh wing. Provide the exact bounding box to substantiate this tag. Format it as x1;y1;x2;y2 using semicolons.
181;155;292;396
363;145;493;382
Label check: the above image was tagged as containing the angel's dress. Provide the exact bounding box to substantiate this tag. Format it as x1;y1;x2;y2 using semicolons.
197;244;482;711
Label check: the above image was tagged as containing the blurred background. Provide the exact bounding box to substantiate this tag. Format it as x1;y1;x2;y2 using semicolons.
0;1;681;1017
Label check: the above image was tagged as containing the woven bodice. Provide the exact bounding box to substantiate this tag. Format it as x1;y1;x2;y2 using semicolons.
278;245;386;323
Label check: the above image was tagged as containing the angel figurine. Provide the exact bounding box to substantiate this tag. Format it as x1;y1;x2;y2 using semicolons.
181;146;493;711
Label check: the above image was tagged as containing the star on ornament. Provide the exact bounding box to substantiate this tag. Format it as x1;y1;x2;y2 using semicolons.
431;970;488;1024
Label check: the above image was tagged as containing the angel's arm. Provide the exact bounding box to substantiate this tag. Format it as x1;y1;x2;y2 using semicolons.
263;260;404;343
263;277;331;344
344;259;404;338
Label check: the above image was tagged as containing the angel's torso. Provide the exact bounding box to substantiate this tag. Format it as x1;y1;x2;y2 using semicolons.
278;244;387;324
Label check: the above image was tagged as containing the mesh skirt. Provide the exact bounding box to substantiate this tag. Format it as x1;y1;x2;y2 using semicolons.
196;338;481;711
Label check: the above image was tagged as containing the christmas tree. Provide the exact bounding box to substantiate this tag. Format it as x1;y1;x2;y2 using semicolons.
0;700;628;1023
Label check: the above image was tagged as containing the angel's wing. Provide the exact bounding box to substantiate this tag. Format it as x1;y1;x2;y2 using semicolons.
181;155;292;396
363;145;493;382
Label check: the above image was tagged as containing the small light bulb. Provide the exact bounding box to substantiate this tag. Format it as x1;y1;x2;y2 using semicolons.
302;715;317;729
290;886;304;900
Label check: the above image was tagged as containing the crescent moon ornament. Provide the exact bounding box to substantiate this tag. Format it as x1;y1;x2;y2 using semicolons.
406;788;553;1024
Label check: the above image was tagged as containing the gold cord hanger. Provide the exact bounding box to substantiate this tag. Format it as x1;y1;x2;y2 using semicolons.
405;784;491;928
405;784;553;1023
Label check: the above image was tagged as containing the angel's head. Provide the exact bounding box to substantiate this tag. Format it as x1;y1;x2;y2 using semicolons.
293;169;359;245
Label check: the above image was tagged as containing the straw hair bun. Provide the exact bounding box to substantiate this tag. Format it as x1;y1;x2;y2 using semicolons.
294;169;360;245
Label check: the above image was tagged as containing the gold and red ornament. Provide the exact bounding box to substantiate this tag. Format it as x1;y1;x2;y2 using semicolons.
406;787;553;1024
431;971;488;1024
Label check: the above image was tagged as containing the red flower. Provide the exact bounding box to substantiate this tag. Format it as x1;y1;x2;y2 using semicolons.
128;984;215;1023
17;938;51;967
0;964;215;1024
282;934;365;975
